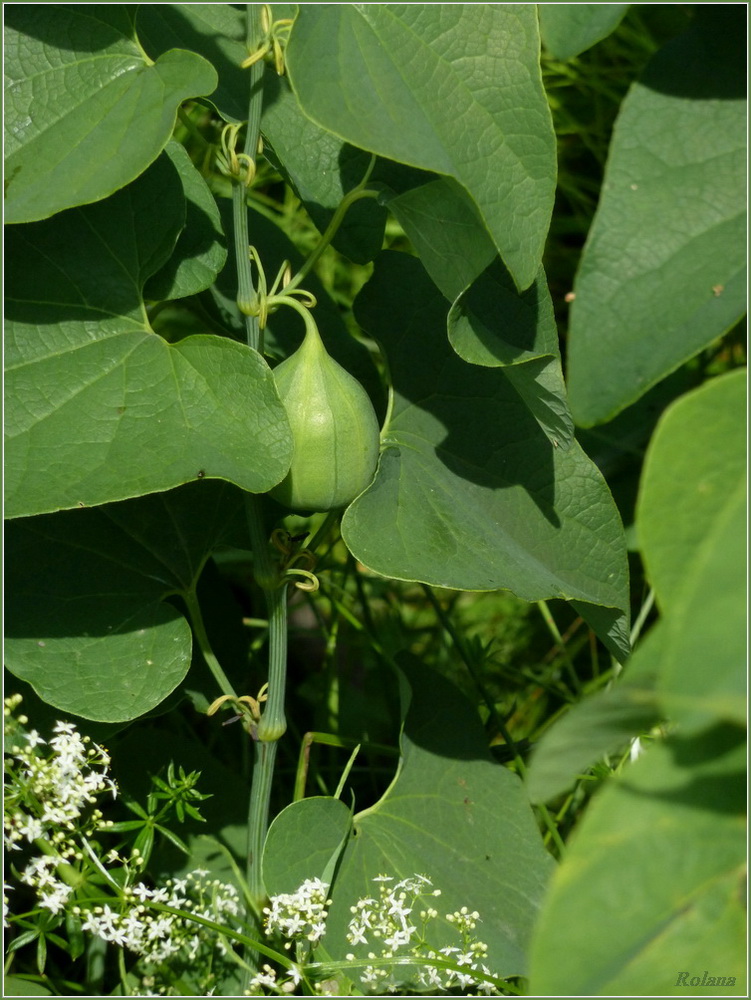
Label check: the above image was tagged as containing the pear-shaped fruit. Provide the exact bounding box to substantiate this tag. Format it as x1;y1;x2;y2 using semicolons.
270;323;380;512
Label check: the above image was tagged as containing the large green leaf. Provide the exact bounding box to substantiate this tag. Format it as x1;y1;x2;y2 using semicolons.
323;656;555;984
635;371;746;732
5;481;246;722
286;4;556;290
5;155;292;518
538;4;630;60
636;371;746;609
342;253;629;660
566;6;747;425
528;726;747;995
4;5;217;223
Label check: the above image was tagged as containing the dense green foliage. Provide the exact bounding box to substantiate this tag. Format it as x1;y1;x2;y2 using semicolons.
4;4;746;997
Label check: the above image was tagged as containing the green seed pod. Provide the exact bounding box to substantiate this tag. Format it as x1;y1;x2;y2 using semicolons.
270;321;380;512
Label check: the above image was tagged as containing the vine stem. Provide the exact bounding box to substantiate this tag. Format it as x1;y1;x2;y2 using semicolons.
283;184;379;295
183;588;237;699
234;2;265;353
228;6;285;977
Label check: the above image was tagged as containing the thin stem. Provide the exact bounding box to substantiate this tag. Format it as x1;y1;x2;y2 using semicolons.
537;599;582;694
283;186;380;295
629;586;655;647
183;589;237;699
243;494;285;909
233;183;259;350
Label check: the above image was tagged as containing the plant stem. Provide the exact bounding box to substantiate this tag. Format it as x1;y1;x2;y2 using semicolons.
246;737;278;907
242;495;287;912
183;589;237;699
255;582;288;742
536;599;582;694
233;3;265;352
283;186;380;295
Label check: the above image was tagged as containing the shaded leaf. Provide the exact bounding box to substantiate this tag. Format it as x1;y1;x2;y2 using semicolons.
448;260;574;447
4;156;291;518
343;253;629;660
387;179;497;302
528;726;747;995
4;5;217;223
5;481;246;722
144;141;227;300
136;3;248;123
323;655;555;982
263;797;352;896
262;74;386;264
286;4;556;290
448;261;558;368
539;4;630;61
386;180;574;449
566;6;747;425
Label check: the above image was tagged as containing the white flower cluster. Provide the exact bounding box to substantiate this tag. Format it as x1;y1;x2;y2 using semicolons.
263;876;332;947
345;874;500;996
250;872;502;996
247;961;304;996
4;696;243;997
4;695;117;916
77;869;242;966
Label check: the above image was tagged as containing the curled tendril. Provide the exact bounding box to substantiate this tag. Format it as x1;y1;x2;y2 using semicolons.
241;5;293;76
271;528;294;556
282;568;320;593
207;687;268;725
270;531;318;589
288;549;316;573
243;248;318;327
216;124;256;187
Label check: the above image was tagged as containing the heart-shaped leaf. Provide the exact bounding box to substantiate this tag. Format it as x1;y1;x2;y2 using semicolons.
343;253;629;660
5;155;291;518
5;481;247;722
322;656;555;984
286;5;556;291
4;5;217;223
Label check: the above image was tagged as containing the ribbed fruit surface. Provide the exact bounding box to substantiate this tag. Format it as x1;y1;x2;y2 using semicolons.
269;326;380;511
